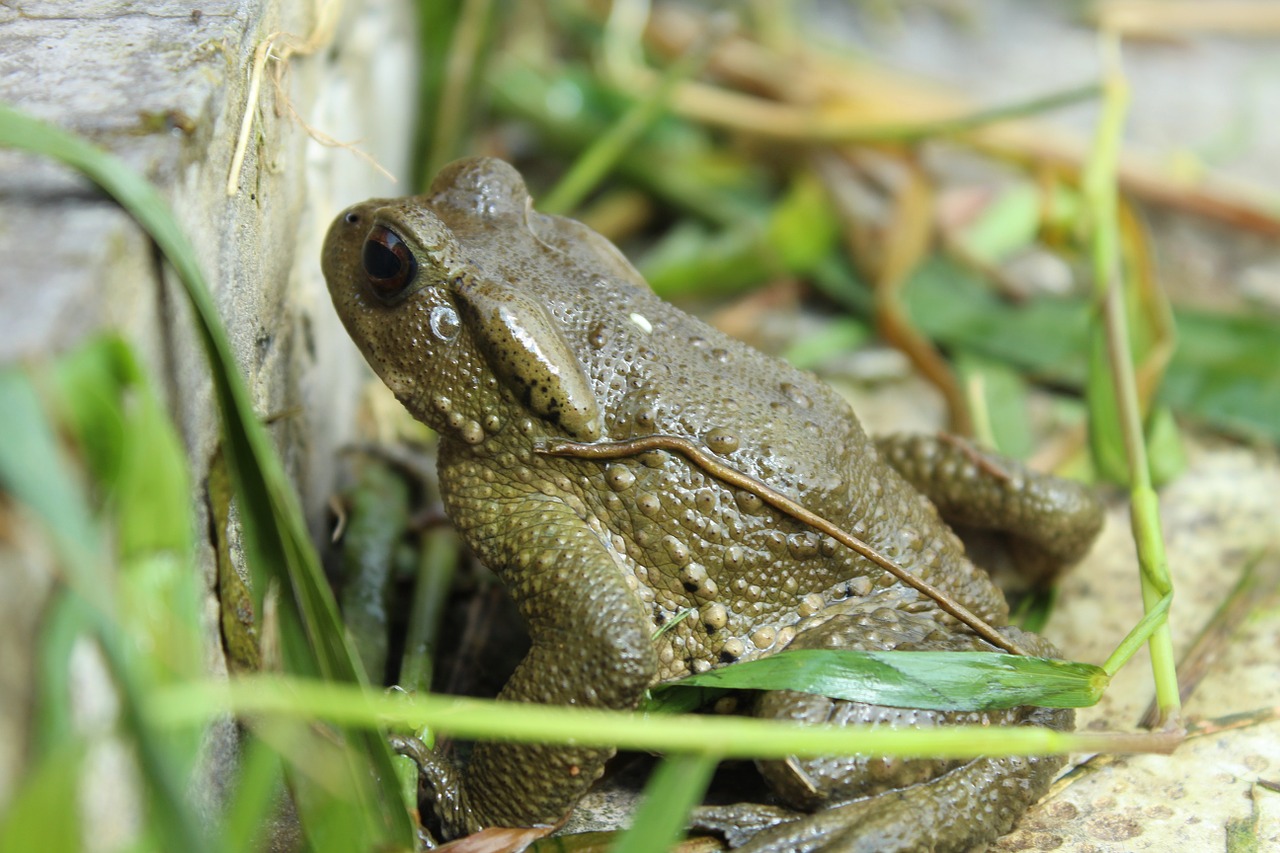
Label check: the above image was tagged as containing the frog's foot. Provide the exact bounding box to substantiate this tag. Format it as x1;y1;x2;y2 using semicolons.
689;803;800;848
395;736;471;840
709;749;1063;853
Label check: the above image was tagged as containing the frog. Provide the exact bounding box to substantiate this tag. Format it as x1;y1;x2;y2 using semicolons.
321;157;1104;852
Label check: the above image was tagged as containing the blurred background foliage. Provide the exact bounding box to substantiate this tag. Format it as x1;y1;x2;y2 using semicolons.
3;2;1279;852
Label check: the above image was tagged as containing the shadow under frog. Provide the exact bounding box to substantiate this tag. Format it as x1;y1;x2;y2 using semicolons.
321;157;1103;852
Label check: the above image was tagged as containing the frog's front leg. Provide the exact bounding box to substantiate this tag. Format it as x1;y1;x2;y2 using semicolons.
876;433;1104;584
428;461;657;837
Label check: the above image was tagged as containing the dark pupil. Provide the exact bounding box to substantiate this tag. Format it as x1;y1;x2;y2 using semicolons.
363;235;403;280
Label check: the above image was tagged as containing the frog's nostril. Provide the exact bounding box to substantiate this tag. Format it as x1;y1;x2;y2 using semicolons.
345;211;361;225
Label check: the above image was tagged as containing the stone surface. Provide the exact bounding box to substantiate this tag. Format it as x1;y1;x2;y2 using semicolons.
1022;444;1280;852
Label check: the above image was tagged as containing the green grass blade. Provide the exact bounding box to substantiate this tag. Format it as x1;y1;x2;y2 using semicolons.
0;364;211;853
0;369;100;570
1081;39;1179;716
159;676;1151;761
612;753;718;853
0;102;414;847
0;743;85;853
539;24;721;215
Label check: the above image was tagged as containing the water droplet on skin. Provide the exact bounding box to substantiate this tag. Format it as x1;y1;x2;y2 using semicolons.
629;312;653;333
429;305;461;341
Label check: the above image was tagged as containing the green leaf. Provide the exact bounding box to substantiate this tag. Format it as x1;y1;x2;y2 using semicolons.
1144;403;1187;484
52;337;192;558
1087;320;1131;484
339;459;413;682
1;364;210;853
1161;307;1280;443
782;317;870;370
489;60;765;226
221;734;285;852
646;650;1108;713
0;369;100;569
954;350;1033;458
0;743;84;853
904;257;1091;383
894;257;1280;445
641;174;839;298
953;183;1041;265
766;171;841;274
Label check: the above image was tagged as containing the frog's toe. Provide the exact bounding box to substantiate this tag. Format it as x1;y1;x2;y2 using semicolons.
689;803;800;848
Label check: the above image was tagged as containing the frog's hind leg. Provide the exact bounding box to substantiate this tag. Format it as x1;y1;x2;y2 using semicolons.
876;433;1104;585
731;736;1065;853
698;613;1072;852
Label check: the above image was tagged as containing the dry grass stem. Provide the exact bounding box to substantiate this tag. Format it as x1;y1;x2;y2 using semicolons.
1096;1;1280;36
228;0;393;195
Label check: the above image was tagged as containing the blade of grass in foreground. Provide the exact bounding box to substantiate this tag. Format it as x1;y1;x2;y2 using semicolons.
157;676;1178;759
611;753;718;853
0;369;209;853
1080;39;1178;710
0;102;414;848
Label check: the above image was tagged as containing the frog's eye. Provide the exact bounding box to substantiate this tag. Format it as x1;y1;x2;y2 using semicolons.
362;226;418;300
